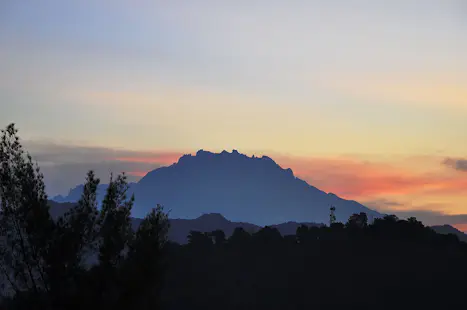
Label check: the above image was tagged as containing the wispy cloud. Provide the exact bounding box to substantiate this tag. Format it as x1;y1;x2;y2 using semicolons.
362;198;405;209
273;155;467;199
25;141;185;196
25;141;183;165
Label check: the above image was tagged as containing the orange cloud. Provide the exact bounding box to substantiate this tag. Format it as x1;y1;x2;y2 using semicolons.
452;224;467;232
127;171;149;177
273;155;467;199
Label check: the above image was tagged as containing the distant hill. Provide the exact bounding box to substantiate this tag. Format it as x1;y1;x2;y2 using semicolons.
165;214;324;244
48;201;466;244
51;149;381;226
431;225;467;243
48;202;323;244
48;201;322;244
157;213;261;244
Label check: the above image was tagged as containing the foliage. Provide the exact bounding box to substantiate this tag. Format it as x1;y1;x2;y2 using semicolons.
162;215;467;309
0;124;169;310
0;124;53;300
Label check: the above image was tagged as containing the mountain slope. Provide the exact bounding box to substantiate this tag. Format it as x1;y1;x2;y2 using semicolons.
52;150;381;225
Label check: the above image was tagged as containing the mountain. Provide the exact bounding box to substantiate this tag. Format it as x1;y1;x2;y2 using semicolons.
431;225;467;243
51;149;381;226
52;183;135;203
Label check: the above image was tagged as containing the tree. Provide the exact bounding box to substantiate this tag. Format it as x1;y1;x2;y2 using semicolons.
187;231;212;247
0;124;170;310
253;226;282;245
346;212;368;229
296;225;309;244
44;171;101;308
383;214;399;222
228;227;251;245
0;124;54;303
210;230;226;246
119;204;169;309
80;172;135;308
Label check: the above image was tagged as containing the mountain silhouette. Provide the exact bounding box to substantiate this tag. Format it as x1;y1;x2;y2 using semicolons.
52;149;381;225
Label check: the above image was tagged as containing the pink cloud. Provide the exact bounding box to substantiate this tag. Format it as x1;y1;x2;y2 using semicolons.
273;156;467;199
127;171;149;177
452;224;467;232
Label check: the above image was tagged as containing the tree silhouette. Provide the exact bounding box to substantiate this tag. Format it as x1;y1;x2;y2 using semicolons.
210;229;226;245
0;124;169;310
187;231;212;248
229;227;251;245
0;124;54;302
346;212;368;229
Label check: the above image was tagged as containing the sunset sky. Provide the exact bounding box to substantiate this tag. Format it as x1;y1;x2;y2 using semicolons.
1;1;466;228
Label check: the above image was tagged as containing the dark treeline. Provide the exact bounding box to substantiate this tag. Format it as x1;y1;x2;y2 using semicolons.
2;123;467;310
161;214;467;309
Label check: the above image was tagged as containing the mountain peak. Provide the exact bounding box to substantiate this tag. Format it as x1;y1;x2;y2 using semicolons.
197;149;279;163
178;149;276;166
52;150;381;225
196;149;212;156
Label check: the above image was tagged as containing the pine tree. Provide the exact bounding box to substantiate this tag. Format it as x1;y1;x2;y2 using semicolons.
0;124;54;304
0;124;170;310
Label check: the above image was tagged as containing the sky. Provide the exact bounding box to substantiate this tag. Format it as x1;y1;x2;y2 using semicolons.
1;0;466;228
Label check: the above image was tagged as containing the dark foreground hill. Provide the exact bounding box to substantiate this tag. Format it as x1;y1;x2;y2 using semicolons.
52;150;381;225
